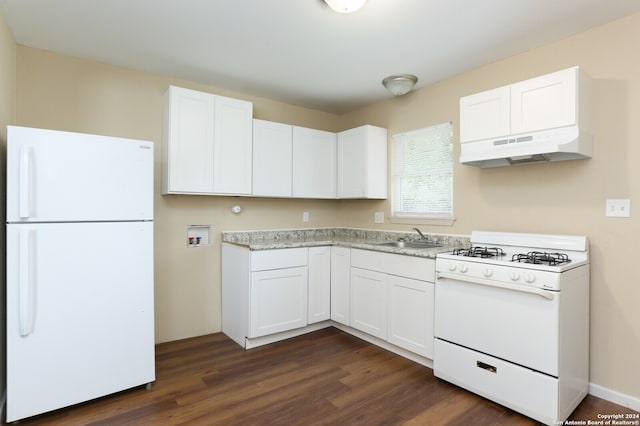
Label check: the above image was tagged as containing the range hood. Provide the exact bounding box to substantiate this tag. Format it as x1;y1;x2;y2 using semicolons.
459;125;592;168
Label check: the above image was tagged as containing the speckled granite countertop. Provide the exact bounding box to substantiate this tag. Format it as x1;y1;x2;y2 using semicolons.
221;228;470;259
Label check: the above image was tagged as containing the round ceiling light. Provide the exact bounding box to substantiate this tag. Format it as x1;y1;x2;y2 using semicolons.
323;0;367;13
382;74;419;96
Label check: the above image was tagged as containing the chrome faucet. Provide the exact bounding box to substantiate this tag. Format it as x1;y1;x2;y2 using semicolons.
413;227;427;241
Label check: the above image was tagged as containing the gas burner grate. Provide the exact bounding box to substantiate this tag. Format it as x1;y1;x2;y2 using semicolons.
453;246;505;258
512;251;571;266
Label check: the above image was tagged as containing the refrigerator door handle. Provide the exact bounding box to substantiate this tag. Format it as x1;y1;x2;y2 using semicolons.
19;146;32;219
19;229;36;336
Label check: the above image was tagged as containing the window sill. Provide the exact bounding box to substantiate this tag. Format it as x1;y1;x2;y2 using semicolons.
389;216;456;227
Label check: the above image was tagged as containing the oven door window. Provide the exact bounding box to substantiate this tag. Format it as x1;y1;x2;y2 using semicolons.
435;276;559;377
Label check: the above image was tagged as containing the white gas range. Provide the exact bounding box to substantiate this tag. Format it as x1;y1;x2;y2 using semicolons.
433;231;590;425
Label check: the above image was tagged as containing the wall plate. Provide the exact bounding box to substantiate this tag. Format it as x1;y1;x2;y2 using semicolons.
374;212;384;224
605;199;631;218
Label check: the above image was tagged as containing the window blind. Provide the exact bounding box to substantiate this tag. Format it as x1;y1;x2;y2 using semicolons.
392;122;453;218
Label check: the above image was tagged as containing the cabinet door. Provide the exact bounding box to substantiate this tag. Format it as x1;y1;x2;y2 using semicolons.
337;126;366;198
308;247;331;324
252;119;293;197
510;67;577;135
162;86;215;194
250;267;308;338
337;125;387;199
459;86;510;143
292;126;337;198
330;247;351;326
213;95;253;195
350;267;387;339
388;277;434;358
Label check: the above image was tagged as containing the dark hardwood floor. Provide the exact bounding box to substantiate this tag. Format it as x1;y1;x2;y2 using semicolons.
11;327;639;425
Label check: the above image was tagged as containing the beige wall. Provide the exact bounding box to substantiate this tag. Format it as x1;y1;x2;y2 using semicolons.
0;5;15;398
0;7;15;141
338;14;640;400
15;47;344;344
12;12;640;402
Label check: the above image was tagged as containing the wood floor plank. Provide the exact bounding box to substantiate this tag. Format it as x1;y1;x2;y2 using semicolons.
12;327;639;425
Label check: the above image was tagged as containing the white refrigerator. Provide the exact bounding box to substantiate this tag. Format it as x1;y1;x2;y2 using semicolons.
5;126;155;422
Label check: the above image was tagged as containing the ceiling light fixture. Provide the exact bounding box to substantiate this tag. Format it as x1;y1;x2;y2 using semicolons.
382;74;419;96
323;0;367;13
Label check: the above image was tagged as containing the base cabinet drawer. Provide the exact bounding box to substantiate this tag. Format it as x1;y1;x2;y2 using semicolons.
251;247;308;271
433;339;559;425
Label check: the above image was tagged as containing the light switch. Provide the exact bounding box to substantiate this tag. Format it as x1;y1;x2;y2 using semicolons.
303;211;309;222
374;212;384;224
605;199;631;217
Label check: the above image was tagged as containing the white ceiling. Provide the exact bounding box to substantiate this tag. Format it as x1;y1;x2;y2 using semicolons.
2;0;639;114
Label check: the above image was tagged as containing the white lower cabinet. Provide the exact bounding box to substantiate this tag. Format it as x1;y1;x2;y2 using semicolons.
388;276;434;358
222;245;310;347
223;243;435;360
351;268;388;339
330;246;351;325
350;248;435;359
250;266;308;337
308;246;331;324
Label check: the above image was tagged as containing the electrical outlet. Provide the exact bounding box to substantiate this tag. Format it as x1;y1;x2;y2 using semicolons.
303;211;309;222
605;199;631;217
374;212;384;224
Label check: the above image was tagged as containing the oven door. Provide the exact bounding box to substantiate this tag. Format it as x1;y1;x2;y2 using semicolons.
434;272;560;376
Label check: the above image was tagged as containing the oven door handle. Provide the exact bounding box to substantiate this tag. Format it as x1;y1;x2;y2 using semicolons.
436;272;555;301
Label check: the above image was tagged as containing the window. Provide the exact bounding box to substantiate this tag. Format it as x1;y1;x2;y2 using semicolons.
392;122;453;220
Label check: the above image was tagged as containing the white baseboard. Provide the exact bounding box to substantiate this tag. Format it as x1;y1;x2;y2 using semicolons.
243;321;333;349
589;383;640;412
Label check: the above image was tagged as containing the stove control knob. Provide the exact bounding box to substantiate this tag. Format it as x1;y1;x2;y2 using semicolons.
448;262;456;272
525;273;536;283
483;268;493;278
509;271;521;281
459;264;469;273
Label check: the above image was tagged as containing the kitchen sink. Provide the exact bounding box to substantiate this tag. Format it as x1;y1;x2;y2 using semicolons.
375;240;441;249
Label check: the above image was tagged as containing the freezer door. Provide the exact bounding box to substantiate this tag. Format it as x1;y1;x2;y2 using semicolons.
6;222;155;422
7;126;153;222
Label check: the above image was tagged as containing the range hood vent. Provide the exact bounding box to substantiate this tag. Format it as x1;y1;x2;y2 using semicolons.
460;125;592;168
458;66;592;168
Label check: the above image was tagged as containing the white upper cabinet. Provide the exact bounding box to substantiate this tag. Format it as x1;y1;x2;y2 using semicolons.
213;95;253;195
162;86;253;195
337;125;388;199
162;86;215;194
509;67;577;135
460;66;583;143
252;119;293;197
460;86;510;143
164;86;387;199
292;126;337;199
